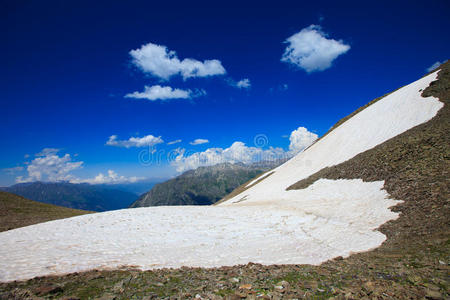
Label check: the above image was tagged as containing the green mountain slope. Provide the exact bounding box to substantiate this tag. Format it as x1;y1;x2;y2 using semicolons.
0;191;91;232
2;182;138;212
130;162;282;207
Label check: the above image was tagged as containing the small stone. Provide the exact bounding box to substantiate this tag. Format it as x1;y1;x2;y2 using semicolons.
426;284;441;291
97;294;116;300
425;289;443;299
33;285;63;296
363;281;376;291
278;280;289;287
239;283;252;290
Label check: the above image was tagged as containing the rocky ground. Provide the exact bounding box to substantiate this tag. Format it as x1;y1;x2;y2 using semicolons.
0;64;448;299
0;232;447;299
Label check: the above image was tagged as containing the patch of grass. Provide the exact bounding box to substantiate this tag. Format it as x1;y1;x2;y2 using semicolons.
0;191;92;232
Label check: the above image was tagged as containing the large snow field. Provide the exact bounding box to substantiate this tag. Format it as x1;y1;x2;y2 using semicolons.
0;71;443;282
1;179;398;282
220;71;442;206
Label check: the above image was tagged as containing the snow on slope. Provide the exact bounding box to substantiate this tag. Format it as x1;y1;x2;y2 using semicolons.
0;71;443;282
220;71;442;206
0;179;397;282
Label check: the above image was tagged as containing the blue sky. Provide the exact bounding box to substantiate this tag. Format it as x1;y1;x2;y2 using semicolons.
1;0;449;186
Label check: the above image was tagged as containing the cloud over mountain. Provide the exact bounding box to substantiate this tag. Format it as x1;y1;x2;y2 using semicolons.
289;127;318;153
16;149;83;183
75;170;143;185
15;149;142;185
172;126;317;172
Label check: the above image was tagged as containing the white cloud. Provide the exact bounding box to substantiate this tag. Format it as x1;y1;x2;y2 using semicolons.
289;127;318;153
426;60;447;72
190;139;209;145
227;78;251;89
236;78;251;89
16;149;83;183
13;148;145;185
281;25;350;73
172;142;286;172
167;139;182;145
106;135;164;148
75;170;143;185
125;85;206;101
130;42;226;80
173;126;317;172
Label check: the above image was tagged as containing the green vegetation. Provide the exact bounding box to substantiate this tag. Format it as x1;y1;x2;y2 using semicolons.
131;162;281;207
0;191;91;232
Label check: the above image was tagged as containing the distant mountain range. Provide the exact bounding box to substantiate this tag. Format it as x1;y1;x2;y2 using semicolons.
130;161;285;207
1;182;139;212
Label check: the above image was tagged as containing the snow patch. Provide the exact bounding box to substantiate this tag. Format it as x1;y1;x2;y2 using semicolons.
245;171;270;187
0;179;399;282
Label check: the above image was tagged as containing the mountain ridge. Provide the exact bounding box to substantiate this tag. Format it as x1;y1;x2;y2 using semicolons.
1;181;138;211
130;161;285;207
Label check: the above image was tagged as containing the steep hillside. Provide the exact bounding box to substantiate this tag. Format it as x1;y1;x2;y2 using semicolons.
131;162;280;207
0;191;91;232
2;182;138;211
287;62;450;245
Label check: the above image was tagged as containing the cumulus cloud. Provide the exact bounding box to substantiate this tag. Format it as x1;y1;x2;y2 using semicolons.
236;78;251;89
106;134;164;148
190;139;209;145
227;78;251;89
167;139;182;145
16;149;83;183
125;85;196;101
13;149;145;185
426;60;447;72
281;25;350;73
172;142;286;172
130;42;226;80
289;127;318;153
173;126;317;172
75;170;143;185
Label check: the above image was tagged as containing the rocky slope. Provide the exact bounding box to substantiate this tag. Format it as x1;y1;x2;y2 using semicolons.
2;182;138;212
130;162;283;207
